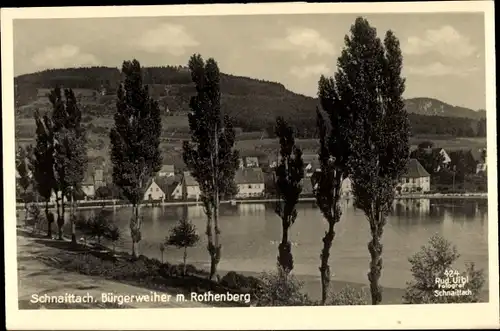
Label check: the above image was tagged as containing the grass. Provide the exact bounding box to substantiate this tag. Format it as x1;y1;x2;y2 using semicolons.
14;107;487;172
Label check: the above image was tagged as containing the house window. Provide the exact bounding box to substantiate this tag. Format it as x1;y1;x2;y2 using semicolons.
248;184;252;189
156;188;159;192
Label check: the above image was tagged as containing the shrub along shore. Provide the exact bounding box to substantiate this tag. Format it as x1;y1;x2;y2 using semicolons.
18;226;413;306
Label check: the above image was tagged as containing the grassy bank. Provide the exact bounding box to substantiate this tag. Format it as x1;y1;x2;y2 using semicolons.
17;227;407;307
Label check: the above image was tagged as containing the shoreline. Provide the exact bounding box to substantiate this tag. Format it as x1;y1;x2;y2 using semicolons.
16;193;488;211
16;228;405;305
16;227;490;306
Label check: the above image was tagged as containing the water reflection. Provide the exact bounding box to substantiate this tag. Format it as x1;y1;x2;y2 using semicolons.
18;198;488;289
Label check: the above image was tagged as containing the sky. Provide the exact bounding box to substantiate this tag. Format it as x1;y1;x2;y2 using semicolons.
13;13;486;110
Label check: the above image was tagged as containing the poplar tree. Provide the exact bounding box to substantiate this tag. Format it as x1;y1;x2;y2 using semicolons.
16;146;32;225
31;110;56;237
273;116;304;274
314;73;353;304
183;54;239;280
52;88;88;243
337;17;410;304
110;59;162;258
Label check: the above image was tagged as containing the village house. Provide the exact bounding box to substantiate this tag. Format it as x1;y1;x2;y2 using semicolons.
471;148;487;174
171;181;183;200
424;147;451;171
234;168;265;198
143;176;179;202
81;174;95;200
302;154;321;177
399;158;431;193
300;178;314;197
310;172;353;198
158;164;175;177
93;169;105;189
182;171;201;201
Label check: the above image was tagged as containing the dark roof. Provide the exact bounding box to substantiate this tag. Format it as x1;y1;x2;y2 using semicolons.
235;168;265;184
154;175;179;196
183;171;198;186
470;148;486;162
403;158;430;178
159;164;175;173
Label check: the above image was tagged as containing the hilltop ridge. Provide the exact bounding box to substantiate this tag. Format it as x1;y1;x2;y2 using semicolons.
15;66;486;139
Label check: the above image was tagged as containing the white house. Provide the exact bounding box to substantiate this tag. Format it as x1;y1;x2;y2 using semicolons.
310;172;353;198
341;177;353;197
144;179;165;201
398;159;431;193
158;164;175;177
171;182;183;200
424;147;451;171
473;148;487;174
182;172;201;200
235;168;265;198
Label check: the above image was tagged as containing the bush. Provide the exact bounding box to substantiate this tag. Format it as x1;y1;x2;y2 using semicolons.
26;203;45;233
326;286;368;305
253;267;311;306
403;234;486;304
220;271;261;292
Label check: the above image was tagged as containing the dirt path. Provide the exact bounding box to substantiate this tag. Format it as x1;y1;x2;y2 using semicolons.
17;232;210;309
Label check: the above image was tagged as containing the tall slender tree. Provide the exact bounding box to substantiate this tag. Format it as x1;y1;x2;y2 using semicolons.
52;88;88;243
183;54;239;280
30;110;56;237
273;116;304;274
110;59;162;258
16;146;32;225
314;74;354;304
336;18;410;305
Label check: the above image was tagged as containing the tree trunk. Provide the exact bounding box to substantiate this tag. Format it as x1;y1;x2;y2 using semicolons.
210;201;221;280
70;188;77;245
45;201;52;238
57;193;65;240
130;204;140;258
319;181;342;305
183;246;188;276
367;214;384;305
319;220;336;305
278;217;293;274
24;197;28;228
205;206;216;280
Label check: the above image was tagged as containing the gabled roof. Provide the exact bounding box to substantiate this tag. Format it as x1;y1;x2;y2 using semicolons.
470;148;486;162
235;168;265;184
159;164;175;173
154;175;179;196
183;171;198;186
403;158;430;178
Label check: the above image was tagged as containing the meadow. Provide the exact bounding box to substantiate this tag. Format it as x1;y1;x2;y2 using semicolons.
15;113;488;173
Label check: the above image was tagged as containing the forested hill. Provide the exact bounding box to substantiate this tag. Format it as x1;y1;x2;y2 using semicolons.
15;66;486;137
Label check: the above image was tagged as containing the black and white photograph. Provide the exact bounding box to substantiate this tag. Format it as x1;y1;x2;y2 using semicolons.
2;1;499;330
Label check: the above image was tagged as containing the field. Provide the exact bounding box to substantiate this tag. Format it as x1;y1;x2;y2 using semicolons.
15;113;487;171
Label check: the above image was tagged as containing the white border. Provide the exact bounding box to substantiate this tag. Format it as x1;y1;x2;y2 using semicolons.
2;2;498;330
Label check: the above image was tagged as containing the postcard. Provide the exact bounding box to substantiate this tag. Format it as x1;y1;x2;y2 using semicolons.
2;1;498;329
